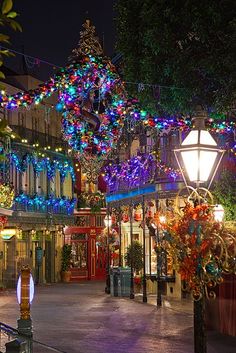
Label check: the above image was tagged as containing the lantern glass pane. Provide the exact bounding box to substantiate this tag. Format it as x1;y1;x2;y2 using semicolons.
181;150;218;182
182;130;217;147
199;150;217;181
182;131;198;145
181;150;199;181
200;130;217;146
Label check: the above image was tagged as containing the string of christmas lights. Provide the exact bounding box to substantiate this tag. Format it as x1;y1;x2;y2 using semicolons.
0;54;127;158
104;153;182;190
0;46;234;160
8;152;75;181
14;193;75;215
57;55;127;158
127;102;236;134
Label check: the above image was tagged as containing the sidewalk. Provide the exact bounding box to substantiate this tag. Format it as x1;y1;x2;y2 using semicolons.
133;292;235;353
134;293;193;315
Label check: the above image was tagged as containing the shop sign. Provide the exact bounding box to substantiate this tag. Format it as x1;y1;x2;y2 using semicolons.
71;233;87;241
0;228;16;240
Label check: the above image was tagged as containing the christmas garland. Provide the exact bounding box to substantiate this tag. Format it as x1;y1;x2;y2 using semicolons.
0;215;8;228
14;193;75;215
127;104;236;134
58;55;126;158
77;191;105;212
0;184;14;208
9;152;75;181
165;203;235;299
0;63;234;161
104;153;182;189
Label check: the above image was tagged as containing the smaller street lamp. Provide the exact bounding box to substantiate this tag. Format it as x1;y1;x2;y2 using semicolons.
213;204;224;222
16;266;34;351
104;215;112;228
159;215;166;224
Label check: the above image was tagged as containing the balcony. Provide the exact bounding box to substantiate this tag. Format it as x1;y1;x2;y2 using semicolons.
105;153;181;195
13;193;76;215
9;125;68;150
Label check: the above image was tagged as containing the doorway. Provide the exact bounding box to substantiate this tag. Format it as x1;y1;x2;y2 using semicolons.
70;233;88;280
45;239;52;283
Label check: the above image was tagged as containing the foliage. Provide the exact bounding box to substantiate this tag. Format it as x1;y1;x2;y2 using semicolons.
115;0;236;113
0;118;20;161
0;183;14;207
212;170;236;221
125;240;143;273
77;191;105;213
61;244;72;272
0;0;22;80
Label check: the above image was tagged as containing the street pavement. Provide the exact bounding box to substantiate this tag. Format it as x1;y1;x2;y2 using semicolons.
0;281;235;353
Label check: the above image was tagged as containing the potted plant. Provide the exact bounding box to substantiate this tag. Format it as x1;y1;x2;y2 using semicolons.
61;244;72;282
125;241;143;273
125;241;143;292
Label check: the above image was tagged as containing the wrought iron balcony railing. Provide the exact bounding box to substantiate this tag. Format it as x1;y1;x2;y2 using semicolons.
104;153;181;195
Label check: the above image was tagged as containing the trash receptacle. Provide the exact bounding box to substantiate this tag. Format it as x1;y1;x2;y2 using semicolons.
110;267;120;297
118;267;131;297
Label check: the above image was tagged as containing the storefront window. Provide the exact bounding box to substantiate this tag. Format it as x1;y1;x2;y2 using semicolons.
71;242;87;270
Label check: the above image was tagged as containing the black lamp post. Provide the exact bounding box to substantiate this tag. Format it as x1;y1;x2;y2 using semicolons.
118;208;122;267
151;215;166;307
104;212;112;294
156;227;162;307
174;106;225;353
142;196;147;303
129;203;135;299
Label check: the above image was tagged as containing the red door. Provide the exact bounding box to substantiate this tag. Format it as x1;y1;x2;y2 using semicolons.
70;235;89;280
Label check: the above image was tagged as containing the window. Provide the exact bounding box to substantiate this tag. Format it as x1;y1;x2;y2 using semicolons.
76;216;90;227
39;170;47;195
63;174;72;198
96;215;105;227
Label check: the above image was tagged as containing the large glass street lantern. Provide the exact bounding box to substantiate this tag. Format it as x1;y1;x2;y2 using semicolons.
174;107;225;187
174;107;226;353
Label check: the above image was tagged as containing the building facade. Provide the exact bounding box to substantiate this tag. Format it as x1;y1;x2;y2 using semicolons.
0;69;75;288
105;135;184;298
105;116;235;299
64;159;108;281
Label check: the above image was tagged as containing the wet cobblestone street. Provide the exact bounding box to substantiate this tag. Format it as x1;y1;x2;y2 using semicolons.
0;282;235;353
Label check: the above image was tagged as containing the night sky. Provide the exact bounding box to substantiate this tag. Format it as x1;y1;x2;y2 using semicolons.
6;0;116;80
